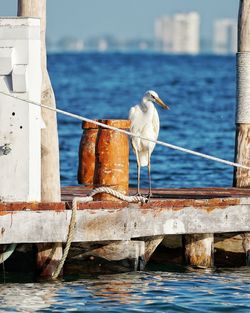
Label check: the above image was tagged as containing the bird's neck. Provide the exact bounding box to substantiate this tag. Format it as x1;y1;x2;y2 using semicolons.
140;98;154;112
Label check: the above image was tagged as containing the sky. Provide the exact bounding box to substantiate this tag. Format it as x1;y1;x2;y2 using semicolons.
1;0;239;41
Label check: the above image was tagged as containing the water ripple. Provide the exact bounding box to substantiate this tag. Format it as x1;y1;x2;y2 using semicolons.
0;268;249;312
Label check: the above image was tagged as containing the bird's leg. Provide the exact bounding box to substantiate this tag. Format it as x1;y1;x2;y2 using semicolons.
147;151;152;199
135;149;141;196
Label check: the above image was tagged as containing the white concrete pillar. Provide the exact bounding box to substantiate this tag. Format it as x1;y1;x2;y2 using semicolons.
0;17;42;201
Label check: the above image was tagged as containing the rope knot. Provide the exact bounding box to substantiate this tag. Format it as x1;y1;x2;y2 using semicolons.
89;187;148;203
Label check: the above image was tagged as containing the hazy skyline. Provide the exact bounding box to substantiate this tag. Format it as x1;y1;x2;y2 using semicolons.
1;0;239;41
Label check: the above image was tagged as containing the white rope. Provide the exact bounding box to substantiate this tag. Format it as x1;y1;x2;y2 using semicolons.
51;187;147;279
1;90;250;171
52;196;79;279
88;187;148;203
236;52;250;123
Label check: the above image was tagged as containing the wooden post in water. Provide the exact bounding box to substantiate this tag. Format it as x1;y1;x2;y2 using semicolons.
17;0;62;277
233;0;250;265
184;234;214;268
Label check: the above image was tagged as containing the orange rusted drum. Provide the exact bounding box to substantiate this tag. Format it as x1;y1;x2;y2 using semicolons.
78;121;98;185
78;119;131;201
94;120;130;201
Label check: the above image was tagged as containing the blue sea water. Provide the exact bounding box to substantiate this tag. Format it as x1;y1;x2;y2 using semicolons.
0;269;250;312
1;53;250;312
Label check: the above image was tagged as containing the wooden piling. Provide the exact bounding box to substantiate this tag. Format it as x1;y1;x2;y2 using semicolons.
233;0;250;265
234;0;250;187
17;0;62;277
184;234;214;268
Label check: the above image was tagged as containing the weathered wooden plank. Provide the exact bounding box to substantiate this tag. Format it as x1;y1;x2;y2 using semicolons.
75;197;245;210
0;202;65;211
0;210;130;243
0;197;248;212
128;204;250;237
0;202;249;244
61;186;250;201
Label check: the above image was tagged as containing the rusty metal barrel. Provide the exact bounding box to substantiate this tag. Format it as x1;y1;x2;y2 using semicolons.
78;119;131;201
78;122;98;186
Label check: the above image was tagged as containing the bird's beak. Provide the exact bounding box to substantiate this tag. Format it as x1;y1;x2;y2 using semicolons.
155;97;170;110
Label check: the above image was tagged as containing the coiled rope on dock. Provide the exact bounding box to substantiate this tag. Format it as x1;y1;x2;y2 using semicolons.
88;187;148;203
52;187;147;279
1;90;250;171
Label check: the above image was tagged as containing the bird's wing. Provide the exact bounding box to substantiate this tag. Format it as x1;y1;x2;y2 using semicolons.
129;106;136;120
129;105;143;133
129;106;139;127
129;105;143;151
152;107;160;140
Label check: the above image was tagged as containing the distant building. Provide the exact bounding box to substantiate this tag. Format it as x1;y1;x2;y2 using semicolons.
86;35;117;51
213;19;237;54
155;16;172;52
124;38;153;51
98;39;108;52
85;35;154;52
155;12;200;54
57;37;84;52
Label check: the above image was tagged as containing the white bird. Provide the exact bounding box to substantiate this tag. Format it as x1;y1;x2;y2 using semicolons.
129;90;169;197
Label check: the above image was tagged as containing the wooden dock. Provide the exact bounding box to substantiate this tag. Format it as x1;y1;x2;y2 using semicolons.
0;187;249;245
